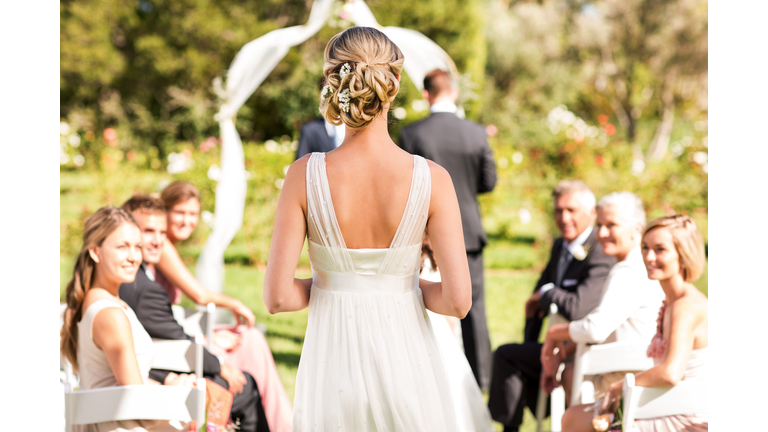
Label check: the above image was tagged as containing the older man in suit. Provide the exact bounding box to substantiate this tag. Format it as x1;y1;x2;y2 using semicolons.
400;69;497;391
118;195;270;432
487;180;616;432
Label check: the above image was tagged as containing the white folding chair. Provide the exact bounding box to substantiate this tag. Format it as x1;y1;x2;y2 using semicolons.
621;373;707;430
536;303;569;432
172;302;216;350
63;335;207;432
570;341;656;405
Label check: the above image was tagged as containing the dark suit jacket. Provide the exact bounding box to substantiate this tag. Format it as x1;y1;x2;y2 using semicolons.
295;118;336;160
524;228;616;342
400;112;497;251
119;265;222;383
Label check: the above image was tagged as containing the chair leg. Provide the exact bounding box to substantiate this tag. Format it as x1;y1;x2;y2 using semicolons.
535;385;547;432
550;386;565;432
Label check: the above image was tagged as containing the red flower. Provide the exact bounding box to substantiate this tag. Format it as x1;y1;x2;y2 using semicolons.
595;155;604;166
104;128;117;141
604;123;616;136
597;114;608;125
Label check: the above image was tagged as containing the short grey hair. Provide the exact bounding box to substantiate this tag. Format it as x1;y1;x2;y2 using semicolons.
597;192;646;227
552;179;596;210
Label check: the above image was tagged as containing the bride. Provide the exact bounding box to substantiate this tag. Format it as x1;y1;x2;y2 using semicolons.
263;26;472;431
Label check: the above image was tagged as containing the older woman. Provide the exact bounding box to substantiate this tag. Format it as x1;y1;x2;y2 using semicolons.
539;192;664;403
155;181;293;432
561;215;708;432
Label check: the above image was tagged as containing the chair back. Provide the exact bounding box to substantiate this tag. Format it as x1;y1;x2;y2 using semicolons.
171;302;216;349
63;336;206;432
571;341;656;404
536;303;568;432
621;373;708;429
64;381;206;431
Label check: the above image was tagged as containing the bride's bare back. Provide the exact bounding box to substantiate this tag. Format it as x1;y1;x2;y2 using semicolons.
323;143;416;249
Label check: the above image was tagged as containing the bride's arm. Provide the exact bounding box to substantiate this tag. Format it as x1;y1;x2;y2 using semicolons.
420;162;472;319
264;156;313;314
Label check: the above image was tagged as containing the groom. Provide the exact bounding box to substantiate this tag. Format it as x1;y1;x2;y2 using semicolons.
400;69;497;391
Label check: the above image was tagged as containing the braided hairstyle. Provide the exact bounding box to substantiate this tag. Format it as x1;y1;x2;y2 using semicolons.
319;26;405;129
60;207;139;372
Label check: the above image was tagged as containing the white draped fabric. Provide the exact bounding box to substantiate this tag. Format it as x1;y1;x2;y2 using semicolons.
198;0;458;292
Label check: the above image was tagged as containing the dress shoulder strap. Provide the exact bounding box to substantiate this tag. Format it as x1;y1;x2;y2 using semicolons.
377;156;431;275
389;155;431;249
305;152;355;272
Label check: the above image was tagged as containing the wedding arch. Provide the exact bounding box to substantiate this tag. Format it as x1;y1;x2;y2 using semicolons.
195;0;460;292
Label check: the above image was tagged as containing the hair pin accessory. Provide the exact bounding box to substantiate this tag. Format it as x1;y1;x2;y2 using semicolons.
340;63;352;80
338;88;351;113
321;84;333;99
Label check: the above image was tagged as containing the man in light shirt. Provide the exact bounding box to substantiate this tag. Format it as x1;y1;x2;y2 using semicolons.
488;180;615;432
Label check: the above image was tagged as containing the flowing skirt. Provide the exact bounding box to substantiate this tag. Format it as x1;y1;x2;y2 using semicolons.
292;286;458;432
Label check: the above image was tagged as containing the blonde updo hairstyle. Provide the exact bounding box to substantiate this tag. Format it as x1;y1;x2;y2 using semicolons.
319;26;405;129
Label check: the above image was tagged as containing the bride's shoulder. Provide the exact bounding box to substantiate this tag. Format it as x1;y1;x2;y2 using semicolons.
281;154;310;197
425;160;457;197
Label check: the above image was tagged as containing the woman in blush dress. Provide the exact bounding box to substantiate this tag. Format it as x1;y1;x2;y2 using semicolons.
61;207;196;432
264;26;472;431
153;181;293;432
561;215;708;432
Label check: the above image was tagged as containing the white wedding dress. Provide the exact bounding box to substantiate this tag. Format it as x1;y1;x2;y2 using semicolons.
292;153;458;432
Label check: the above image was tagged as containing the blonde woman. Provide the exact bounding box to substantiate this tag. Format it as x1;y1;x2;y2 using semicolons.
264;27;472;431
61;207;194;432
154;181;293;432
562;215;708;431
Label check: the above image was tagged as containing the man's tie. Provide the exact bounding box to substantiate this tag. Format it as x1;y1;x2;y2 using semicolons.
555;244;570;287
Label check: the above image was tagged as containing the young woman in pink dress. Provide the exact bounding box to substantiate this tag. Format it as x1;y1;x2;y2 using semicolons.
561;215;708;432
154;181;293;432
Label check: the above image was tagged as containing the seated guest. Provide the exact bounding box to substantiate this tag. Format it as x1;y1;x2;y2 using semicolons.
562;215;708;432
488;180;615;432
539;192;664;403
157;181;293;432
61;207;194;432
118;196;270;432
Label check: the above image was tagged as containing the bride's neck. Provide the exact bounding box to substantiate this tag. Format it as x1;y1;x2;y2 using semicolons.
342;108;394;149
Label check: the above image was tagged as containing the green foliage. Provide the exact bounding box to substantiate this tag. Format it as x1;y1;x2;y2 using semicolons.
60;0;486;155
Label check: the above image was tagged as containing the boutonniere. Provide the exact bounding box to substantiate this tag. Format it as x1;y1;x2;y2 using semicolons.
570;243;593;261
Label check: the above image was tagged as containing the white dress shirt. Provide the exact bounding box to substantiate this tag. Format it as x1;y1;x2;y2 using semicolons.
568;246;664;344
429;101;458;114
324;119;345;148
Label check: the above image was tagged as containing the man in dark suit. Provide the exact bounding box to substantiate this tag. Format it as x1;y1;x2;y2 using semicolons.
400;69;497;391
295;79;344;160
487;180;616;432
294;117;340;160
118;195;270;432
